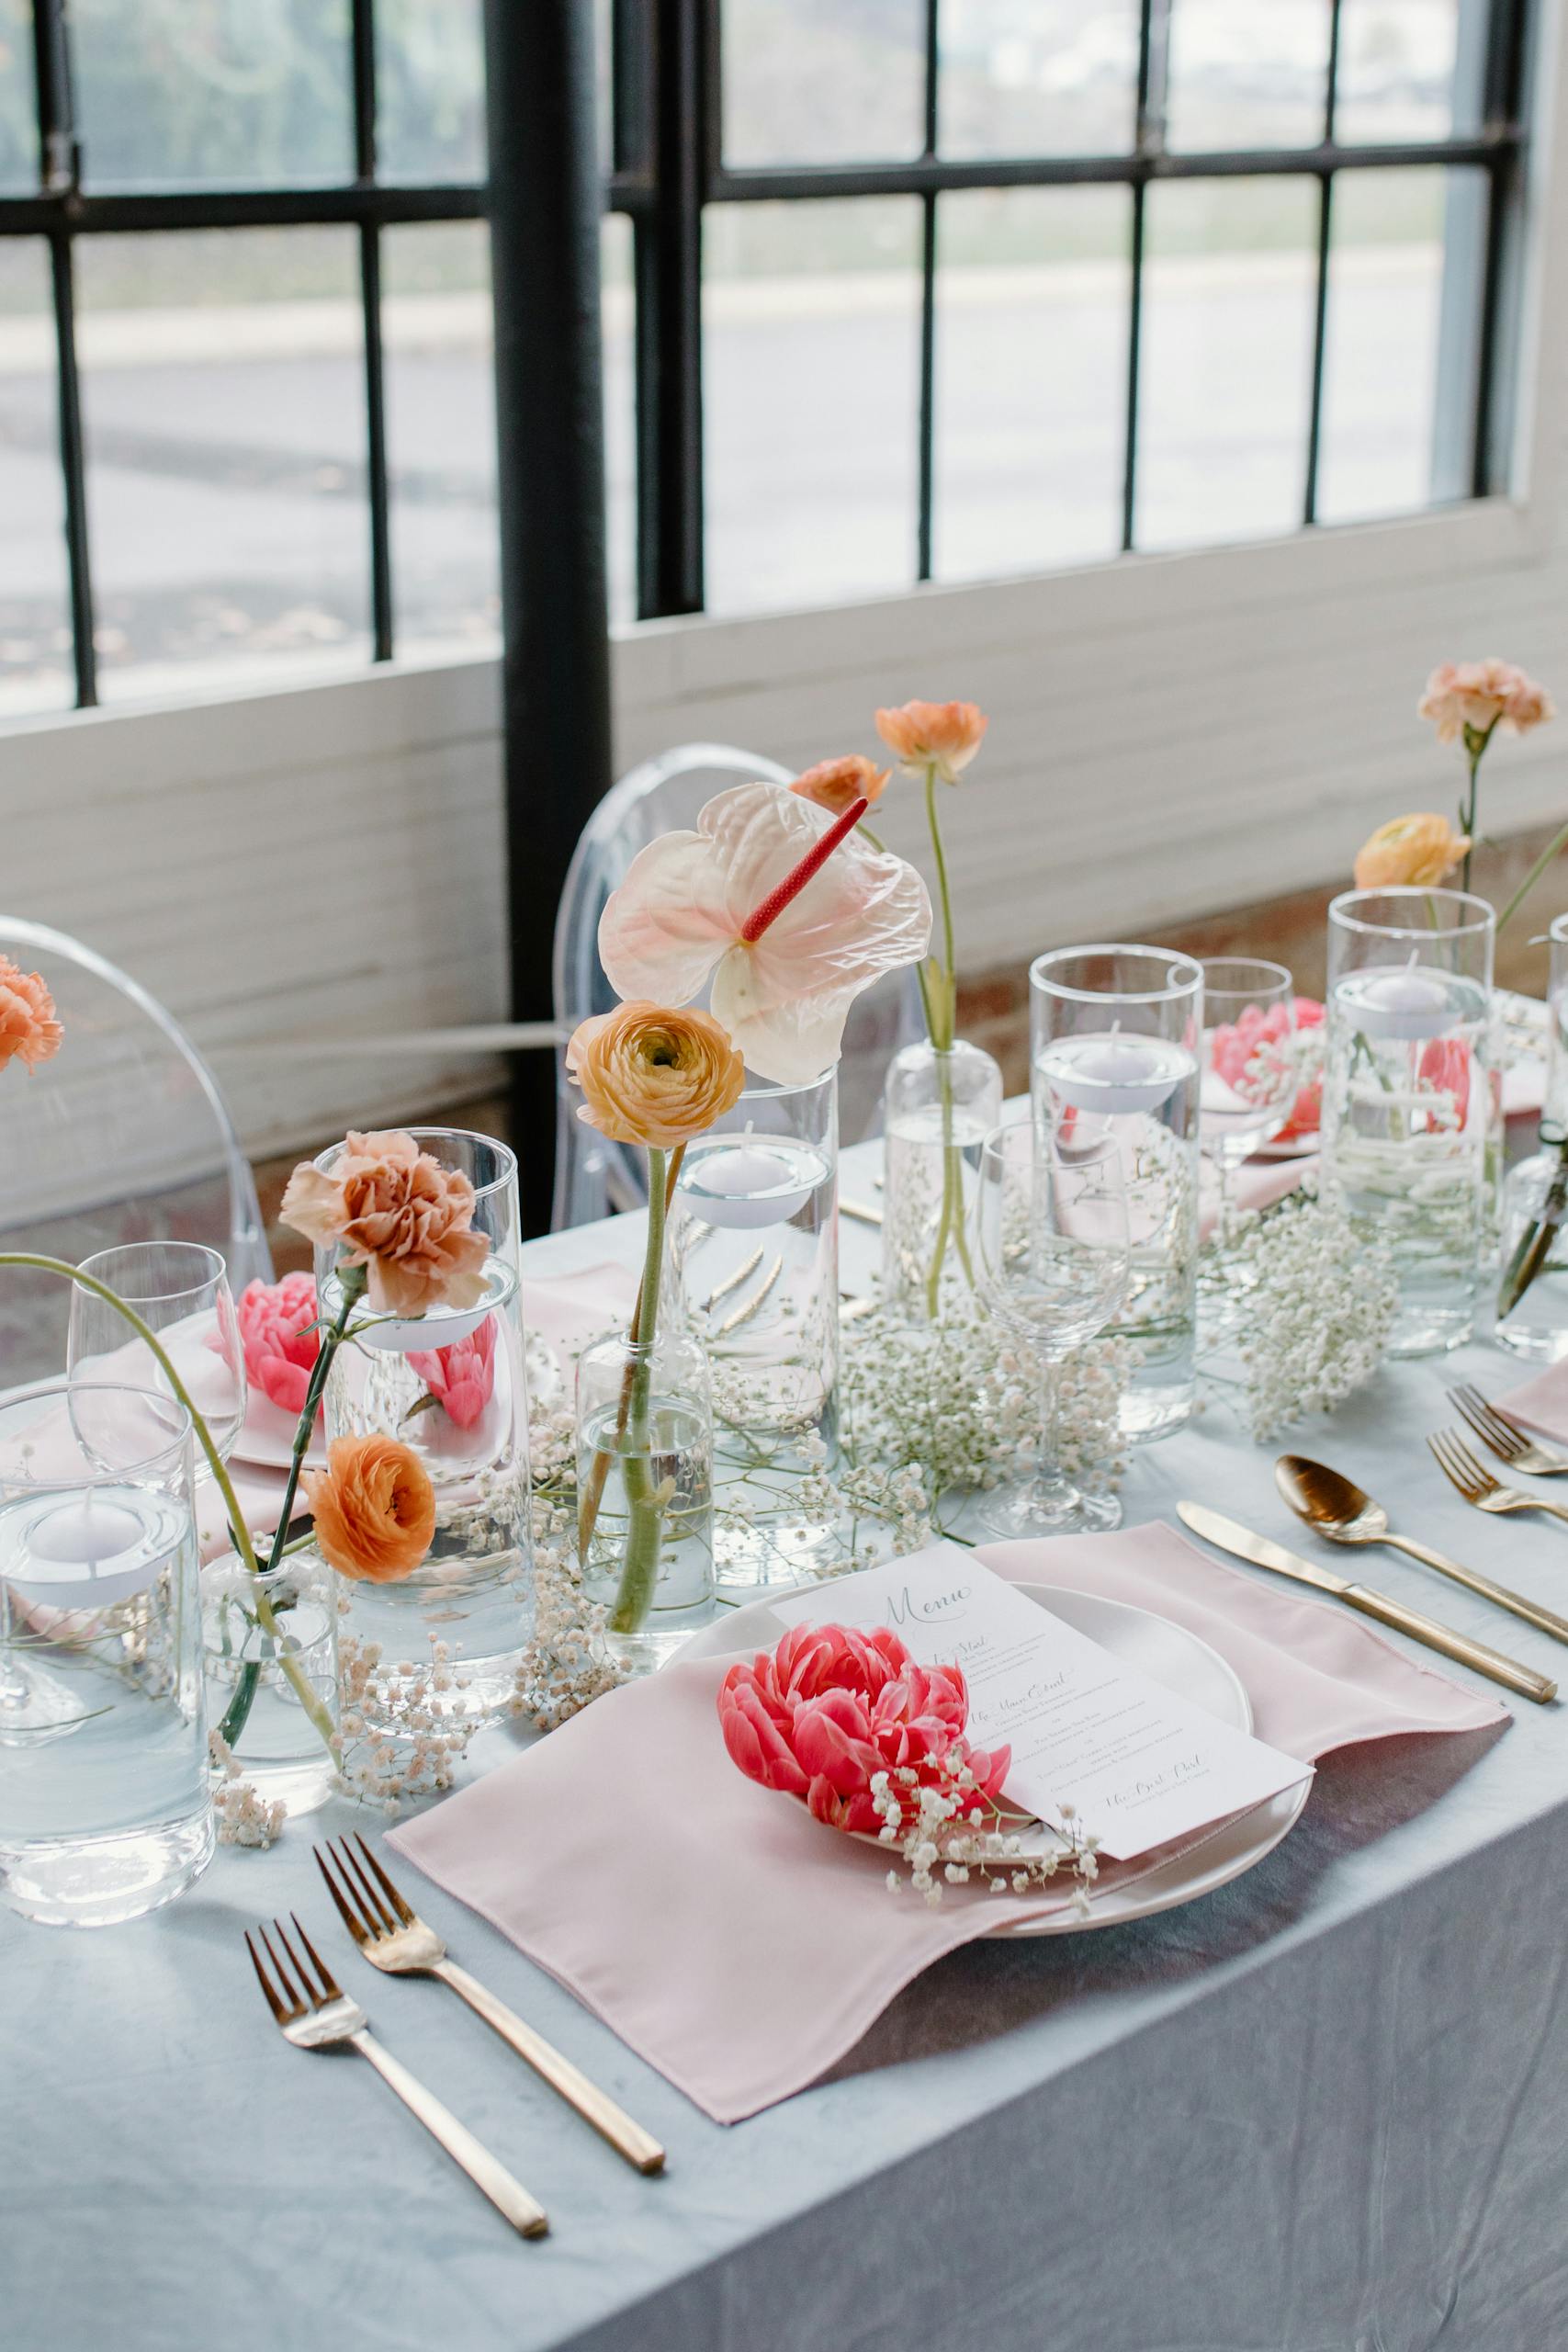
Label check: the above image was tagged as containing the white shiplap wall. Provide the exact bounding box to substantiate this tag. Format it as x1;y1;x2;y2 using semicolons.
6;14;1568;1160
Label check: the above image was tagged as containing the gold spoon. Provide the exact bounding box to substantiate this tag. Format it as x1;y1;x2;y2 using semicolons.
1275;1453;1568;1647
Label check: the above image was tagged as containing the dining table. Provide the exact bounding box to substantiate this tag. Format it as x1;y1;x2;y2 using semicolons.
6;1132;1568;2352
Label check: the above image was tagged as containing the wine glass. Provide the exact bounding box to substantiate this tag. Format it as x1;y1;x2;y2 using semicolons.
68;1241;247;1467
1199;958;1299;1237
974;1120;1130;1537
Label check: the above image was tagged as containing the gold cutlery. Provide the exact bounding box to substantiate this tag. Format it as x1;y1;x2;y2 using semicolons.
245;1912;548;2237
1447;1384;1568;1477
1177;1501;1555;1704
1276;1454;1568;1648
1428;1429;1568;1528
840;1196;883;1227
315;1836;665;2176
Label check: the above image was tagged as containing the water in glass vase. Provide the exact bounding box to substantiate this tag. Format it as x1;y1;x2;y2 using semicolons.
578;1394;715;1668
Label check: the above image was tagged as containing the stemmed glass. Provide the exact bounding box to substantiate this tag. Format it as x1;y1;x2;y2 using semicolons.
1199;958;1299;1237
67;1241;247;1466
975;1120;1130;1537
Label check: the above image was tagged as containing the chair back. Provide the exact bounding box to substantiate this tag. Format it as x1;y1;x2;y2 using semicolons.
0;918;272;1381
550;744;922;1227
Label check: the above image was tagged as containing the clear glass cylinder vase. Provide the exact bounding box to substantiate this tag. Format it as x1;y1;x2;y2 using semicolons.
665;1069;841;1586
880;1037;1003;1322
1322;887;1494;1356
1030;944;1203;1443
201;1550;338;1815
575;1325;715;1670
0;1380;213;1927
315;1128;534;1734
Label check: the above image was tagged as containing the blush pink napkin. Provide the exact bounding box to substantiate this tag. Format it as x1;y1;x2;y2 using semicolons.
389;1521;1505;2124
1495;1357;1568;1442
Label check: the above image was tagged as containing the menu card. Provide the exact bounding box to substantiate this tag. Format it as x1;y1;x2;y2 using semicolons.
768;1542;1313;1861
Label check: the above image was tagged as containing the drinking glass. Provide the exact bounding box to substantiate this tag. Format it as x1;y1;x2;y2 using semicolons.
975;1121;1130;1537
69;1241;246;1465
1199;958;1299;1233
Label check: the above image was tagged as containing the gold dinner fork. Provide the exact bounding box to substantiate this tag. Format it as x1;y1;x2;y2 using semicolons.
1448;1385;1568;1477
315;1836;665;2175
244;1913;547;2237
1428;1428;1568;1529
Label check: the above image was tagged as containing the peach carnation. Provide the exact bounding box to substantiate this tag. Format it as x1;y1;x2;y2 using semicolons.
567;1001;745;1149
790;753;889;819
874;698;988;785
0;955;62;1077
1418;660;1555;745
304;1433;435;1583
1354;813;1472;890
280;1129;489;1319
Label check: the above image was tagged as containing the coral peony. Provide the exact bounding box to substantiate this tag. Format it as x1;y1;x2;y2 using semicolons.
0;955;62;1077
304;1433;435;1582
790;753;890;819
231;1272;321;1416
566;1001;745;1148
1354;812;1471;890
874;698;988;785
1419;659;1554;744
1209;996;1325;1142
280;1129;489;1319
408;1312;498;1430
717;1621;1010;1837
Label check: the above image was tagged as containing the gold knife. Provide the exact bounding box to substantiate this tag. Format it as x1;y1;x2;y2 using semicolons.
1176;1500;1556;1706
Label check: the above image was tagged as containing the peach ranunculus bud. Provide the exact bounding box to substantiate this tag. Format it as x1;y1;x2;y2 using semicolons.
1354;813;1472;890
790;753;890;819
567;1001;745;1149
874;698;989;785
0;955;63;1077
279;1129;490;1319
1418;660;1555;745
304;1433;435;1582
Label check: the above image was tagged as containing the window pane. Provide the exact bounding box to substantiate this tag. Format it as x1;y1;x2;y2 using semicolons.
705;198;921;615
0;0;38;193
0;242;72;715
721;0;923;167
1165;0;1331;151
933;187;1129;582
603;212;637;625
940;0;1139;159
382;222;497;659
74;229;370;700
1135;177;1317;550
1316;166;1486;524
377;0;486;183
1336;0;1482;145
73;0;352;191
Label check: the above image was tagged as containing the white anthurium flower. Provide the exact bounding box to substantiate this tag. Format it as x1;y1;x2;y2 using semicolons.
596;780;933;1084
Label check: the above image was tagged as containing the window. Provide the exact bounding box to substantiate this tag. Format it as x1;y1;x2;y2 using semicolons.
0;0;1536;716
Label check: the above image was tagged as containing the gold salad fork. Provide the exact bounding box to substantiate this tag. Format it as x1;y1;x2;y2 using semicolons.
1428;1429;1568;1529
315;1836;665;2175
245;1913;547;2237
1448;1385;1568;1477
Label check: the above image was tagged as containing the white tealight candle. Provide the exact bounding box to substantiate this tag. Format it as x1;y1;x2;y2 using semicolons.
11;1491;175;1611
685;1141;814;1230
1337;952;1454;1043
1041;1024;1183;1115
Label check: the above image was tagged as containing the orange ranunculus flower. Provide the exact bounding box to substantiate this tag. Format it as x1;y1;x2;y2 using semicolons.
0;955;62;1077
1354;813;1472;890
305;1433;435;1582
874;698;988;785
280;1129;490;1319
567;1001;745;1149
1419;660;1555;745
790;753;889;819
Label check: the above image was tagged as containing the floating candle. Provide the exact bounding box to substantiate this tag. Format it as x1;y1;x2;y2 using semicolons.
1336;952;1455;1043
6;1487;181;1611
1036;1024;1190;1115
683;1138;816;1230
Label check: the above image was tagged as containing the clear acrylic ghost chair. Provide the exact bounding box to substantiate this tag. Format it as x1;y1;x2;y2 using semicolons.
0;917;273;1383
551;742;923;1228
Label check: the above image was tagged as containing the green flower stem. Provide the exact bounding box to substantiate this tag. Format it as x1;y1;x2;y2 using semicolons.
916;763;977;1313
576;1146;683;1564
609;1145;670;1635
1495;815;1568;933
1459;718;1498;893
0;1251;337;1756
1498;1129;1568;1319
263;1267;362;1578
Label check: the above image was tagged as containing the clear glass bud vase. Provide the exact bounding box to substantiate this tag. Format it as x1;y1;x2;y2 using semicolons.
575;1325;715;1673
881;1037;1003;1322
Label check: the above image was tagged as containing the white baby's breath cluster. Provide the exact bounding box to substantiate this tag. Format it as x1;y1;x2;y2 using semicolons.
209;1731;287;1848
1219;1187;1397;1440
872;1759;1100;1912
334;1622;478;1809
512;1402;632;1728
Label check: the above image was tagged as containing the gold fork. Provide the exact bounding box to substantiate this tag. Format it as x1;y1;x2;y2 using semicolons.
1448;1385;1568;1477
244;1913;547;2237
1428;1429;1568;1528
315;1836;665;2176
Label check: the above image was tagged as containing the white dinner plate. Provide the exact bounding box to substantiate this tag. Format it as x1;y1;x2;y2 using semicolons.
679;1579;1309;1939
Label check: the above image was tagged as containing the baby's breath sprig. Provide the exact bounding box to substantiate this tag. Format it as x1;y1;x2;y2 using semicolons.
871;1759;1100;1912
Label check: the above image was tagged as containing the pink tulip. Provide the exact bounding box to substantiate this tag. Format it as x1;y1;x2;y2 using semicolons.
717;1622;1010;1838
407;1313;498;1430
231;1272;321;1417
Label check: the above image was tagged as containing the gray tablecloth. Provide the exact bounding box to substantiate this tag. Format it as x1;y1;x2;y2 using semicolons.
6;1200;1568;2352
